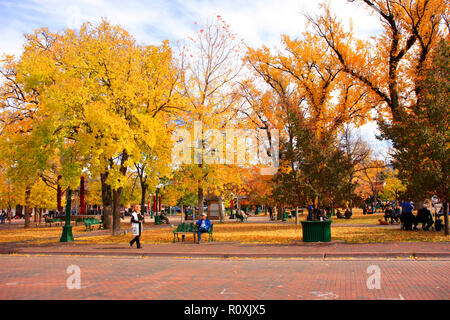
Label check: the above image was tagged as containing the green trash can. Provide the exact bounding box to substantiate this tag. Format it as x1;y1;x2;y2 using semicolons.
301;220;332;242
282;210;288;221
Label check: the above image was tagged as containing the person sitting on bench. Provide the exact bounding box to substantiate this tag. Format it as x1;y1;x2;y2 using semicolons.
159;209;170;224
336;209;345;219
416;204;434;231
384;206;393;223
435;218;444;231
195;213;211;244
392;205;401;223
344;208;352;219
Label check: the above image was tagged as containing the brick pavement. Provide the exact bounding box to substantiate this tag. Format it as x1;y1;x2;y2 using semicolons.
0;255;448;300
1;240;449;258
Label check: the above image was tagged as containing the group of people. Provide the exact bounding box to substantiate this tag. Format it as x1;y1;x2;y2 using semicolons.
305;205;352;221
0;210;7;224
396;201;444;231
128;204;212;249
383;205;402;224
336;208;352;219
382;200;445;231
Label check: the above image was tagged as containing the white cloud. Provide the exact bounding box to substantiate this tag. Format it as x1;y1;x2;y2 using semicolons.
0;0;384;55
357;121;392;159
0;0;390;151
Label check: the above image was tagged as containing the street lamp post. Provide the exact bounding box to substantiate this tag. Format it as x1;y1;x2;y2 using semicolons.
60;188;74;242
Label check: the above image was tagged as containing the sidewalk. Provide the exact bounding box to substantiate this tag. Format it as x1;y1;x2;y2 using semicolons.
1;240;449;259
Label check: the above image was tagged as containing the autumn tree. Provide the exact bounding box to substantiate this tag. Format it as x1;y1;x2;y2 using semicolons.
379;39;449;234
355;158;388;206
0;52;56;228
308;0;447;122
379;169;406;202
338;125;371;210
4;20;183;235
244;24;372;213
177;17;245;216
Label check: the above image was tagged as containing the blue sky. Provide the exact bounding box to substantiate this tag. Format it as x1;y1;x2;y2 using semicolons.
0;0;391;155
0;0;384;55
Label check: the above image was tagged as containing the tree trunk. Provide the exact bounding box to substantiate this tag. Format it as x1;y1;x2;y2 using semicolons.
218;195;224;223
112;150;128;235
57;175;62;213
80;176;86;215
181;203;184;223
101;172;113;229
444;201;448;236
34;207;38;224
237;195;241;215
24;187;31;228
277;206;283;220
198;186;204;216
112;188;123;236
295;207;299;225
8;208;11;228
39;208;43;225
140;183;147;213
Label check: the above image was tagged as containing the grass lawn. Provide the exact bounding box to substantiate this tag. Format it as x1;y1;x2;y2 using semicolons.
0;225;87;243
287;213;384;225
0;218;448;245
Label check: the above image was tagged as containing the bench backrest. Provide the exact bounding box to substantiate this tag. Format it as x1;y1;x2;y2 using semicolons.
176;223;185;232
176;222;195;232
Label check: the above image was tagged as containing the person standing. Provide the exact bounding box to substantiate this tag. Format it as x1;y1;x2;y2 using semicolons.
129;204;143;249
307;205;313;221
401;200;415;230
0;210;5;224
268;206;273;220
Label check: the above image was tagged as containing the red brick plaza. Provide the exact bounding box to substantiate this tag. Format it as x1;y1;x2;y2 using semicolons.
0;240;449;300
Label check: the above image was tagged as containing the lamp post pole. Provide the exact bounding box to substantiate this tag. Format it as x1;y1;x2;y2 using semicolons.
60;188;74;242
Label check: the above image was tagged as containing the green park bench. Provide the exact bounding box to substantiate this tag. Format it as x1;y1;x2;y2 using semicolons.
235;213;248;222
173;222;196;242
44;216;53;226
155;215;163;225
45;217;63;227
173;222;214;243
84;217;102;231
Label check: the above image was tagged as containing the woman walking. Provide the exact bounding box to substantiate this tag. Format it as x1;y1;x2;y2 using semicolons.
129;204;143;249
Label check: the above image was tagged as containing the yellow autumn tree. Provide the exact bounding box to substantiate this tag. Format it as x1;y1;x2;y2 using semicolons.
307;0;448;121
9;20;183;235
175;17;247;218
